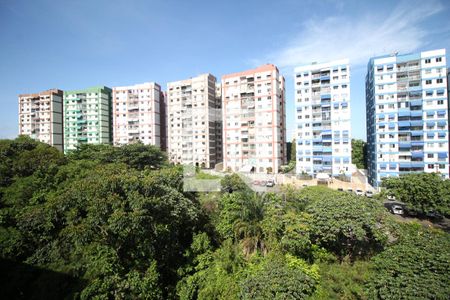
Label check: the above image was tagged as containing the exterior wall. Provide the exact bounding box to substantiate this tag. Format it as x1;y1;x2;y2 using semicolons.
222;64;287;173
215;83;223;164
167;74;221;168
160;91;167;152
294;59;352;177
112;82;163;147
63;86;112;153
18;89;64;151
366;49;449;187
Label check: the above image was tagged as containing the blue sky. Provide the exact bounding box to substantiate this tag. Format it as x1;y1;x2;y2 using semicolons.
1;0;450;141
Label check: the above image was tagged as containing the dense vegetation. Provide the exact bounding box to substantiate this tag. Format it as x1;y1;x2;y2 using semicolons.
351;139;367;169
382;172;450;216
1;136;449;299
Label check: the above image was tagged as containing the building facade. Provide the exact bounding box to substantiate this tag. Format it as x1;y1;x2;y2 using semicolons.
18;89;64;151
166;74;222;168
222;64;286;173
112;82;164;148
366;49;449;187
63;86;112;153
294;59;352;177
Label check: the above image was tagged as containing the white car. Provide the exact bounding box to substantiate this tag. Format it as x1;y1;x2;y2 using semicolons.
391;205;404;215
355;189;364;196
365;190;374;198
266;179;275;187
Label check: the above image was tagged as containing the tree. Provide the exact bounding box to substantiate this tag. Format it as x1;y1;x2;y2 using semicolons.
67;142;167;170
233;194;267;256
290;138;296;163
382;173;450;216
0;136;65;188
304;187;394;260
217;192;267;256
240;255;317;300
0;136;203;298
366;224;450;299
220;174;250;193
177;237;244;300
351;139;367;169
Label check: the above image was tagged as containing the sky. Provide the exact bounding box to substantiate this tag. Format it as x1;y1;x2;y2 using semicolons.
1;0;450;141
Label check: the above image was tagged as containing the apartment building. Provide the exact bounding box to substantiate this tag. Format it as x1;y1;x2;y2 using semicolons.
63;86;112;153
294;59;352;177
166;74;222;168
366;49;449;187
222;64;286;173
18;89;64;151
112;82;164;148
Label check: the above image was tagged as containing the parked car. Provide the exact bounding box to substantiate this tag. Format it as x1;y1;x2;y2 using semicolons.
365;190;374;198
302;184;308;188
355;189;364;196
387;194;396;201
337;188;344;192
347;188;353;193
390;204;404;215
259;180;267;186
266;179;275;187
426;211;444;222
252;180;260;186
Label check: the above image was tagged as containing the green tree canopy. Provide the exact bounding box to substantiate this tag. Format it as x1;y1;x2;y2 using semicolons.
381;173;450;216
351;139;367;169
366;224;450;299
304;187;394;260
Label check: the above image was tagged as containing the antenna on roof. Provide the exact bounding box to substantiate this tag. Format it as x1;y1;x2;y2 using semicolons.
390;51;398;56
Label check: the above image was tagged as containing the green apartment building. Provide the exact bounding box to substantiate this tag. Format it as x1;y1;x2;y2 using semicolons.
63;86;112;153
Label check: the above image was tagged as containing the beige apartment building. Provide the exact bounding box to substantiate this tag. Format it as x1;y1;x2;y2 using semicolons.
222;64;287;173
18;89;64;151
167;74;222;168
112;82;165;148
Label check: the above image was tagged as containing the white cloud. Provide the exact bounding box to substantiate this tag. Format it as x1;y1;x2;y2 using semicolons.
261;0;445;69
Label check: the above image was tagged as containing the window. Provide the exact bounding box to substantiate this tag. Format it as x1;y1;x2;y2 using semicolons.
426;80;432;85
437;78;443;84
428;154;434;158
425;58;431;64
436;57;442;62
438;100;444;105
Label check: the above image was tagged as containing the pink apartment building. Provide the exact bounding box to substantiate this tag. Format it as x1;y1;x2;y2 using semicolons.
112;82;165;148
222;64;287;173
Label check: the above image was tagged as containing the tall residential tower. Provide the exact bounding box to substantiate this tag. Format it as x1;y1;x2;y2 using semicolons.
222;64;286;173
366;49;449;187
167;74;222;168
112;82;165;148
18;89;64;150
294;59;352;177
63;86;112;153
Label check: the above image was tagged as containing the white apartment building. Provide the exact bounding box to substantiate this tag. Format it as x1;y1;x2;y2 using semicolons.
294;59;352;177
112;82;164;148
222;64;286;173
366;49;449;187
18;89;64;151
167;74;222;168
